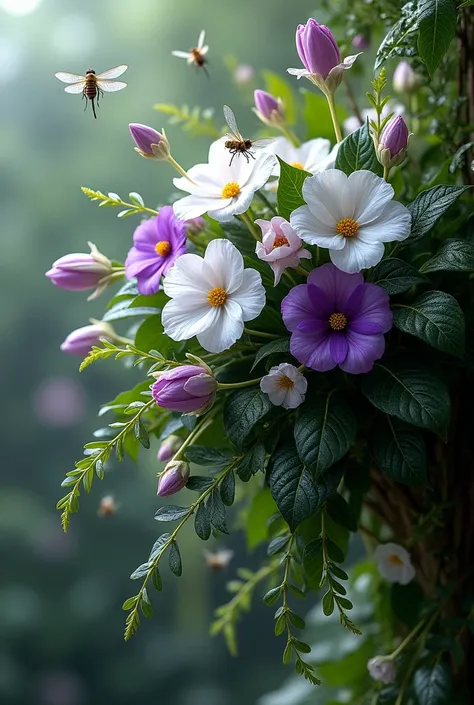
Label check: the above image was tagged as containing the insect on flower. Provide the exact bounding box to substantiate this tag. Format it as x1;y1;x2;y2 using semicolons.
55;65;128;119
172;30;209;75
223;105;274;165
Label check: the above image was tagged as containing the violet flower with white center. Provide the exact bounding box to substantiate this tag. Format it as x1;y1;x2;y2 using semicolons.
290;169;411;273
125;206;187;296
172;138;276;223
260;363;307;409
281;263;393;374
255;217;311;285
374;542;416;585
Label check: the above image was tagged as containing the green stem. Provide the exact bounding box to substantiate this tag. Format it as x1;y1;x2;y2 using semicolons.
386;617;427;661
294;265;309;277
240;212;260;241
326;93;343;144
383;165;391;182
167;155;196;184
255;190;278;216
279;124;300;147
217;377;262;390
244;327;280;340
171;414;215;462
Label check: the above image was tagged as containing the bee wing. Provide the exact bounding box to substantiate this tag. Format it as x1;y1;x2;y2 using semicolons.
97;80;127;92
95;65;128;80
55;71;85;84
223;105;242;140
172;51;191;58
64;82;86;94
197;30;206;49
252;138;275;148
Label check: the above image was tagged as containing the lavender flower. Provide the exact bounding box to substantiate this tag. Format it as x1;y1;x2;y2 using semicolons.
152;364;217;415
296;19;341;78
281;263;393;374
376;116;410;169
129;123;170;160
352;34;369;50
254;89;284;126
46;242;112;299
60;322;117;357
393;61;419;94
157;460;190;497
125;206;187;296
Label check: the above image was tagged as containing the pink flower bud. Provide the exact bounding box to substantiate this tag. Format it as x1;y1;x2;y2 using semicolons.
152;365;217;415
234;64;254;85
60;322;116;357
352;34;369;50
296;19;340;78
129;123;170;160
254;89;285;125
393;61;419;94
255;217;311;285
157;460;190;497
367;657;396;684
185;217;206;235
157;434;182;462
46;243;112;293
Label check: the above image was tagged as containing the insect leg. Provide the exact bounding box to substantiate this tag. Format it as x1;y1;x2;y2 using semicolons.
91;98;97;119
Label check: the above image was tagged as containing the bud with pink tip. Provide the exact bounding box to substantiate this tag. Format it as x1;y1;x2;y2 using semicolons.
367;657;396;684
152;364;217;416
393;61;419;94
46;242;113;299
129;123;170;161
253;89;285;127
157;434;183;462
376;115;410;169
157;460;190;497
60;321;120;357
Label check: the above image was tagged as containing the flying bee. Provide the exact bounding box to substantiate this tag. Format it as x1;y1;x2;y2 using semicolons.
55;65;128;119
223;105;274;165
172;30;209;75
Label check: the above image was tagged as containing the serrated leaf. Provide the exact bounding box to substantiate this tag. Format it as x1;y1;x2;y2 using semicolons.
276;158;311;221
371;257;427;294
294;392;357;476
223;388;272;449
334;122;383;177
154;505;189;522
417;0;457;78
373;417;428;485
393;291;465;357
250;338;291;371
194;503;211;541
361;360;451;438
405;185;470;244
420;239;474;274
235;442;266;482
169;541;182;576
219;470;235;507
413;662;452;705
326;494;358;532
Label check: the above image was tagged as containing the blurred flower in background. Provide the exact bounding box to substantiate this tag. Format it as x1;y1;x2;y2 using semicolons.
33;378;86;428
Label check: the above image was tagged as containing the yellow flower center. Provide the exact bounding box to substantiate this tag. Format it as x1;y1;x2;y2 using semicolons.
272;235;289;249
207;287;227;307
336;217;359;238
328;312;348;331
290;161;305;170
277;375;295;391
388;554;404;566
221;181;241;199
155;241;171;256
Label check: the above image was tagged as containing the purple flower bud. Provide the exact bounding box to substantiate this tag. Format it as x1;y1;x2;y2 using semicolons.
157;460;190;497
296;19;341;78
157;434;182;462
254;89;284;124
152;365;217;415
185;216;206;235
46;246;111;292
380;115;409;157
60;323;115;357
129;123;170;160
393;61;419;94
352;34;369;50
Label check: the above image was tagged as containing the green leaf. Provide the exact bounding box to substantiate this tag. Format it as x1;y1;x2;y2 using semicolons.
151;569;163;591
276;158;311;221
303;539;324;590
140;588;154;618
371;257;427;295
405;185;470;244
154;505;189;522
102;305;160;323
263;586;282;605
184;445;232;468
374;2;419;70
236;442;266;482
391;582;423;628
334;122;383;177
222;221;258;258
322;591;335;616
246;487;278;550
208;488;228;534
393;291;465;357
250;338;291;372
219;470;235;507
294;392;357;476
262;71;296;125
420;238;474;274
223;389;272;449
130;562;150;580
134;419;150;449
267;535;290;556
413;662;452;705
326;494;358;532
373;418;428;485
361;360;451;438
194;502;211;541
268;443;319;531
186;476;214;493
417;0;457;78
168;541;182;576
459;0;474;6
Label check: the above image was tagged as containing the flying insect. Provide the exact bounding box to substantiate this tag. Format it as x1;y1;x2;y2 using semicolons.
223;104;274;165
55;65;128;119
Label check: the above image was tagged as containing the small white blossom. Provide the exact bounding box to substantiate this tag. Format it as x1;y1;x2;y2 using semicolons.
264;136;337;191
374;542;415;585
367;657;397;684
260;363;307;410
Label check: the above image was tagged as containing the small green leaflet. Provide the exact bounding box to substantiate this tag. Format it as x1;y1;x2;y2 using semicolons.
334;122;383;177
276;158;311;221
417;0;457;78
251;338;291;371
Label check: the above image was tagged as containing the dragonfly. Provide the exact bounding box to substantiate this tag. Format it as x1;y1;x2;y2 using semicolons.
223;105;274;165
55;65;128;119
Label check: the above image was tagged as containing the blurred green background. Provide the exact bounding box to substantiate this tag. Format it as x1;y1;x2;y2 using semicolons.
0;0;332;703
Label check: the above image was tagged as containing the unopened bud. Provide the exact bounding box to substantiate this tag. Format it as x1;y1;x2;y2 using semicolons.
129;123;170;161
393;61;419;94
157;460;190;497
367;657;396;684
157;435;182;462
376;115;410;169
253;89;285;127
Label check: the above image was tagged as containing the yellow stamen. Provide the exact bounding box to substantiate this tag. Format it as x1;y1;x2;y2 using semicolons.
272;235;289;249
277;375;294;391
328;312;347;331
388;554;404;566
221;181;241;199
336;217;359;238
207;287;227;307
290;161;305;170
155;241;171;256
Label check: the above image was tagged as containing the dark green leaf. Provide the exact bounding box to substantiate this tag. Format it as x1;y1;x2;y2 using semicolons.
417;0;457;78
268;535;291;556
151;569;163;591
250;338;291;372
371;257;427;295
373;418;428;485
169;541;182;576
406;185;470;244
334;122;383;177
102;305;160;322
374;2;418;70
148;533;171;560
208;488;229;534
414;662;452;705
194;502;211;541
276;158;311;221
322;591;335;616
288;610;306;630
222;221;257;258
236;442;266;482
326;494;358;532
420;238;474;274
303;539;324;589
184;445;233;468
219;470;235;507
292;639;311;653
223;388;272;449
294;392;357;475
263;586;282;605
361;360;451;438
140;588;154;618
186;475;214;493
134;419;150;449
391;582;423;628
326;538;345;563
268;443;319;531
154;505;189;522
393;291;465;357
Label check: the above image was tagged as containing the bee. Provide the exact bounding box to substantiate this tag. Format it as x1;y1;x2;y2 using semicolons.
203;549;234;572
97;495;118;518
223;105;274;165
172;30;209;75
55;65;128;119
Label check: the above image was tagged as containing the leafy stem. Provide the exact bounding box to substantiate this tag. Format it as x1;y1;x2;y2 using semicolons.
81;187;158;216
171;414;216;462
79;340;175;373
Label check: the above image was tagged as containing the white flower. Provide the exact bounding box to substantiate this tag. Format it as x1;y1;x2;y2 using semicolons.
260;363;307;409
264;136;337;191
172;138;276;223
290;169;411;273
343;103;405;136
171;29;209;65
162;239;265;353
367;657;397;684
374;542;415;585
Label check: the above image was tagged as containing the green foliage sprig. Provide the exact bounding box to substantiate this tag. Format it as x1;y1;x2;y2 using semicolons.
81;187;158;217
154;104;221;138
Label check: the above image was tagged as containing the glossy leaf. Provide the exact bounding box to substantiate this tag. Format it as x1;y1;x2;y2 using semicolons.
405;185;470;244
420;239;474;274
371;257;427;294
223;388;272;449
334;122;383;177
414;663;452;705
250;338;291;372
276;158;311;221
373;418;428;485
417;0;457;78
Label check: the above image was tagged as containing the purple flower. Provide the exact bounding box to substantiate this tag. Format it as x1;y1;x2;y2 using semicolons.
60;322;116;357
380;116;409;158
46;243;112;295
296;19;340;78
152;364;217;415
157;460;190;497
281;263;393;374
393;61;419;93
157;434;182;462
129;123;170;160
254;89;284;125
125;207;187;296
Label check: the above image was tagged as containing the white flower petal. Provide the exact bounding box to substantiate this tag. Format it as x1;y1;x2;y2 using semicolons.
260;364;307;409
163;253;212;298
230;268;266;321
298;138;331;172
243;153;278;191
302;170;349;225
162;298;218;341
173;164;222;196
287;67;312;79
204;239;244;293
208;189;254;222
173;194;226;221
290;205;345;250
197;307;244;353
348;171;395;224
359;200;411;243
330;238;385;273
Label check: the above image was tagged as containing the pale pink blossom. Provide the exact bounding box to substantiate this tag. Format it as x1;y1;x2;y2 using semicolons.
255;217;311;285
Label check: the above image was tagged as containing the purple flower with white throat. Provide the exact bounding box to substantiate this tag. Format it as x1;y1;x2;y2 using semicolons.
255;217;311;285
152;364;217;415
260;363;307;409
125;206;187;296
281;263;393;374
157;460;190;497
46;242;112;300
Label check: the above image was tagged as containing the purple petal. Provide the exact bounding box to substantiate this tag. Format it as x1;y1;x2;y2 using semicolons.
297;319;329;334
350;320;383;334
136;267;163;295
281;284;314;333
339;330;386;374
329;331;349;363
349;283;393;334
289;329;336;372
158;206;187;248
308;263;364;311
132;218;159;248
307;284;333;318
125;248;160;277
